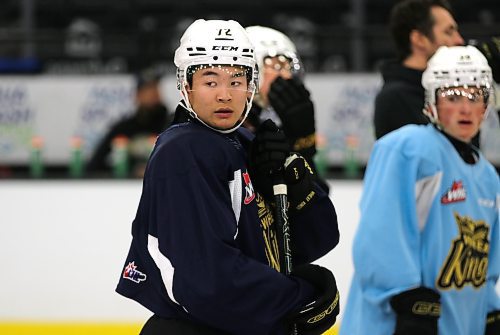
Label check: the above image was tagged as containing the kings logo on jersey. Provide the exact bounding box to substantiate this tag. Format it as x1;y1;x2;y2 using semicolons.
243;171;255;204
441;180;466;204
437;212;489;289
123;261;147;283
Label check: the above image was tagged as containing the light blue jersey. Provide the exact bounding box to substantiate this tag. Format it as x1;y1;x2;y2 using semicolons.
340;124;500;335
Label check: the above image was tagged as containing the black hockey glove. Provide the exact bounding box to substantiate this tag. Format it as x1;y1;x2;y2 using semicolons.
283;153;316;212
288;264;339;335
390;287;441;335
486;310;500;335
470;36;500;83
249;119;290;201
268;76;316;160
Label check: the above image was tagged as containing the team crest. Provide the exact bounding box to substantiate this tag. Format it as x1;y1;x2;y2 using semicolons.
123;261;147;283
243;171;255;204
437;212;489;289
441;180;466;204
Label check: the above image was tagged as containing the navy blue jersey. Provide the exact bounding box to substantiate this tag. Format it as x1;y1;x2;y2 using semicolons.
116;114;339;334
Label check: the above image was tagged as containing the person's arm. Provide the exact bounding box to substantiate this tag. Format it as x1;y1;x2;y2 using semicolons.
289;181;339;265
353;139;441;333
87;120;127;173
485;201;500;334
247;121;339;264
86;132;116;172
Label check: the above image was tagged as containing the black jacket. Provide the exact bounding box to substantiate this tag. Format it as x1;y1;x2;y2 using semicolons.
374;60;428;140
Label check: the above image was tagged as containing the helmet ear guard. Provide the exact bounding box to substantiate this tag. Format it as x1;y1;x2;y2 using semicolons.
422;45;494;125
173;19;258;133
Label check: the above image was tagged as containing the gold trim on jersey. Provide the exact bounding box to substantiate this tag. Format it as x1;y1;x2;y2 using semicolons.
256;193;281;272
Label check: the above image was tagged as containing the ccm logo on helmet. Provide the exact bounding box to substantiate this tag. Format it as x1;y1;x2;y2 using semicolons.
212;46;239;51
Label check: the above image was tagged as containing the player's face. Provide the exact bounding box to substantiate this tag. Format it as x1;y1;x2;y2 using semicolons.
187;65;250;130
436;86;487;142
259;55;293;105
425;6;464;59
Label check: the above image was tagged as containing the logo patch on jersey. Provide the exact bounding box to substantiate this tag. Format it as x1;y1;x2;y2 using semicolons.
437;212;489;289
123;261;147;283
478;198;495;208
441;180;466;204
243;171;255;204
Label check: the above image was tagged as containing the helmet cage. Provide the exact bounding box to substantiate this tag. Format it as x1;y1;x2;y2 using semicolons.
176;55;258;93
173;19;259;134
422;46;494;125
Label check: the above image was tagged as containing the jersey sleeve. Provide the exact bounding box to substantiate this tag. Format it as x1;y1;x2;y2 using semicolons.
352;140;430;312
143;133;315;334
486;191;500;312
290;183;339;264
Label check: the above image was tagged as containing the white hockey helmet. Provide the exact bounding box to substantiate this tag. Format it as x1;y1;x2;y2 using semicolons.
422;45;493;124
245;25;303;82
174;19;258;133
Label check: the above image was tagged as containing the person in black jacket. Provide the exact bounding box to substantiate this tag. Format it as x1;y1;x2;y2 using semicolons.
86;68;172;177
374;0;464;141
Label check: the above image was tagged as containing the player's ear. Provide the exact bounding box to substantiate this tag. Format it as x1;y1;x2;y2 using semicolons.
410;29;430;51
182;84;191;97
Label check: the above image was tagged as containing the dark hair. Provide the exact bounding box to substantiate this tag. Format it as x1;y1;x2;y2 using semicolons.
390;0;453;60
136;68;162;91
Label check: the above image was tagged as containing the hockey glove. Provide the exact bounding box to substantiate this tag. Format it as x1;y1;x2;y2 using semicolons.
283;153;316;212
471;36;500;83
390;287;441;335
268;76;316;159
486;310;500;335
249;119;290;200
288;264;339;335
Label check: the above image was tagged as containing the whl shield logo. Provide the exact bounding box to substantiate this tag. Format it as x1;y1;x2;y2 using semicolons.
123;261;147;283
441;180;466;204
243;171;255;204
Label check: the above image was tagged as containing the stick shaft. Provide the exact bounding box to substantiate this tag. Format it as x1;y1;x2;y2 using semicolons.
273;183;298;335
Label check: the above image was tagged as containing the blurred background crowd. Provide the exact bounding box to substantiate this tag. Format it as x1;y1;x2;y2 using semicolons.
0;0;498;179
1;0;497;73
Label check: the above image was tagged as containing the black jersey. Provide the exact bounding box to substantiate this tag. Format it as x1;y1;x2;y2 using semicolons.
116;109;339;334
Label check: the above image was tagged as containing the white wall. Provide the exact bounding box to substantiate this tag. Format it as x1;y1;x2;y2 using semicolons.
0;179;361;322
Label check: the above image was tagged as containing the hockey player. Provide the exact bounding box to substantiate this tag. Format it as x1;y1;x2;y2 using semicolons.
340;45;499;335
116;19;340;335
244;26;329;192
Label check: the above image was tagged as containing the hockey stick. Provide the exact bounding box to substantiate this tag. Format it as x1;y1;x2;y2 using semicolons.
272;174;298;335
273;176;292;275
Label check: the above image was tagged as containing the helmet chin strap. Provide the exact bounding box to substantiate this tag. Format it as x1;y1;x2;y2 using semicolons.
180;85;255;134
423;104;442;130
